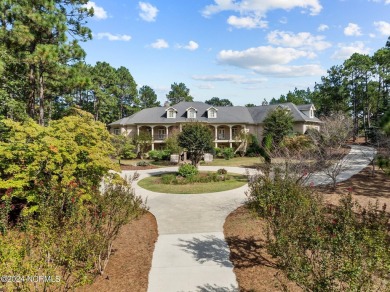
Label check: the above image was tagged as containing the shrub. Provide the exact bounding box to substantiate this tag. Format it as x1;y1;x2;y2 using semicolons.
246;134;262;156
161;174;176;184
136;161;150;167
247;169;390;291
223;148;235;160
214;147;223;158
148;150;170;161
178;163;199;178
217;168;227;175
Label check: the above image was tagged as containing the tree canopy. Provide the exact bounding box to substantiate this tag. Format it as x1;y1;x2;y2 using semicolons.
166;82;193;105
263;107;294;146
178;123;213;167
205;97;233;106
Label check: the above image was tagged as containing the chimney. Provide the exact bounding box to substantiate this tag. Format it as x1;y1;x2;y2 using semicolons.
164;101;170;108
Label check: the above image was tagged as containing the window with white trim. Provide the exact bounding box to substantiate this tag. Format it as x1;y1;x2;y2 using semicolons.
113;128;120;135
208;109;216;118
167;109;176;118
188;109;196;119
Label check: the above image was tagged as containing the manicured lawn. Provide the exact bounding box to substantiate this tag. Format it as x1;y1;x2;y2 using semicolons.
201;156;265;168
137;172;248;194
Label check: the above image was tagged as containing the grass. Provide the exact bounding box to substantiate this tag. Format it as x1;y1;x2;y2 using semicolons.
137;172;248;194
114;158;174;168
201;156;265;168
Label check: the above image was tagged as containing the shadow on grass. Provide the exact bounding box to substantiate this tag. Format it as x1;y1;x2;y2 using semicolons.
226;236;276;269
177;235;233;268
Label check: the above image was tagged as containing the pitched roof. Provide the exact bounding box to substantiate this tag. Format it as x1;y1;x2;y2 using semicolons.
247;103;320;123
108;101;321;126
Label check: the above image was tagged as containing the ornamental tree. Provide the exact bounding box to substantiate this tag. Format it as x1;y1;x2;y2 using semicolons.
178;123;213;167
263;107;294;147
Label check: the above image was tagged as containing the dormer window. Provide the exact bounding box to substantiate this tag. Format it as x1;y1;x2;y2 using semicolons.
207;107;218;119
186;107;197;119
166;107;177;118
310;109;314;118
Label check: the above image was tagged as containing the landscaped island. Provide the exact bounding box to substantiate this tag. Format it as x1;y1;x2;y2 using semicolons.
138;165;247;194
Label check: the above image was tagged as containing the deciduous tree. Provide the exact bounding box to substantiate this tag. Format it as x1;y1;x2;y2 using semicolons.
178;123;213;167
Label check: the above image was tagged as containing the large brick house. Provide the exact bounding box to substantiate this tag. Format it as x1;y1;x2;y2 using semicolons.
108;101;321;150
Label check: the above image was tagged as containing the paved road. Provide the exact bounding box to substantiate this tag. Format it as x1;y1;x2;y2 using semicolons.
121;145;375;292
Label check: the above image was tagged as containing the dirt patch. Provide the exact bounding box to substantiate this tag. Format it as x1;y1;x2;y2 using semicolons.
78;211;158;292
317;167;390;209
224;207;302;292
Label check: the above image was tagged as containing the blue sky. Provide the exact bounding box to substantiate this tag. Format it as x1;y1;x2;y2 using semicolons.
81;0;390;106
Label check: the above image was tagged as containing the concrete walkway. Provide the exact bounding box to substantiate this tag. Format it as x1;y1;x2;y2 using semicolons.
121;145;375;292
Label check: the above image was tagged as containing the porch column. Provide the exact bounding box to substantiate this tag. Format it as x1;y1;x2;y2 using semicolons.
151;126;155;150
214;125;218;148
229;125;233;140
136;126;140;153
165;125;169;139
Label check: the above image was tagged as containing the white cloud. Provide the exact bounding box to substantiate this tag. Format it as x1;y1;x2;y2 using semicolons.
197;83;215;89
95;32;131;41
202;0;321;30
193;74;267;84
202;0;322;18
253;64;325;77
192;74;243;82
374;21;390;36
369;0;390;4
150;39;169;49
344;23;362;36
279;17;288;24
267;30;331;51
217;46;316;68
177;41;199;51
139;2;158;22
331;42;371;59
318;24;329;31
227;15;268;29
216;46;323;77
84;2;107;20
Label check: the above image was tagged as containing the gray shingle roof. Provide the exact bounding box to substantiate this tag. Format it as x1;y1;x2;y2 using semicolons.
108;101;321;126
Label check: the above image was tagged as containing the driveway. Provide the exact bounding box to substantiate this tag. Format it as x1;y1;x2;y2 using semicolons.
121;145;375;292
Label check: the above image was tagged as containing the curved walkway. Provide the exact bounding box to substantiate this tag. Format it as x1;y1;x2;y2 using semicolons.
121;145;375;292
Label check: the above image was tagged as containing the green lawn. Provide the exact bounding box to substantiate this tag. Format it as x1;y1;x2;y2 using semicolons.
137;172;248;194
114;158;174;168
201;156;265;168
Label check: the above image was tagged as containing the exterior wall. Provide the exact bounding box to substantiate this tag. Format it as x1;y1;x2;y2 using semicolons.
293;123;305;134
303;123;320;133
124;126;137;138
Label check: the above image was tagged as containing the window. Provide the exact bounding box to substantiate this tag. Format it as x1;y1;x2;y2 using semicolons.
166;107;177;118
310;109;314;118
168;109;175;118
207;107;218;118
157;129;166;140
188;109;196;119
232;127;238;138
218;129;225;140
113;128;120;135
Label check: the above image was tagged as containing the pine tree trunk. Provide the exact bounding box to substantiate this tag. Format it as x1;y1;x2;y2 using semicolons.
39;71;45;125
28;65;36;118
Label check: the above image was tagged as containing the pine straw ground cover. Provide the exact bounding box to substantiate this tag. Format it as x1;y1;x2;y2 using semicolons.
224;167;390;292
78;212;158;292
